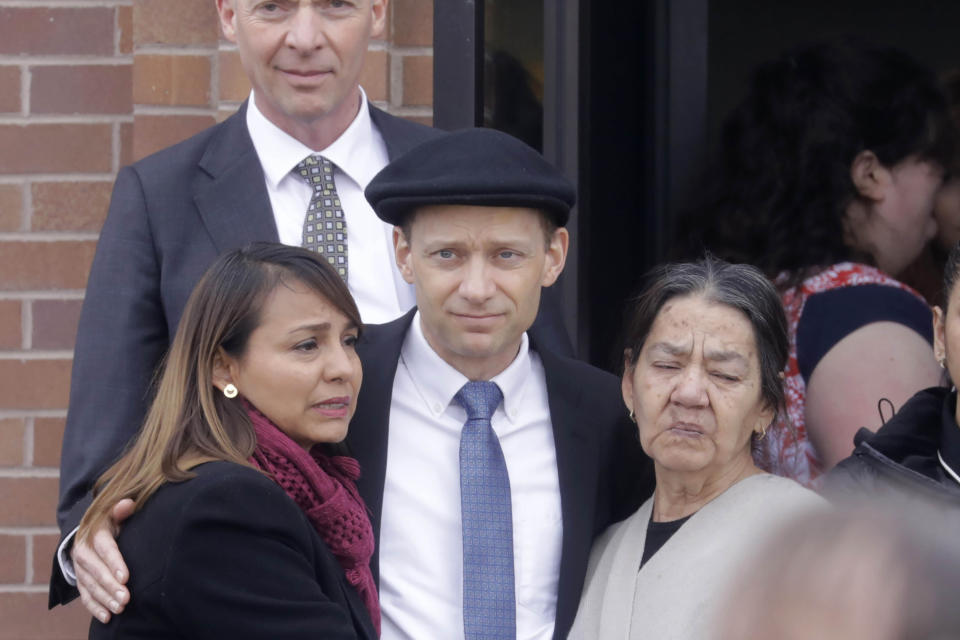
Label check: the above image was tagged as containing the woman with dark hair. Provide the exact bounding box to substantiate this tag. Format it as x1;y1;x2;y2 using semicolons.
678;39;957;486
826;241;960;513
79;243;377;639
569;257;825;640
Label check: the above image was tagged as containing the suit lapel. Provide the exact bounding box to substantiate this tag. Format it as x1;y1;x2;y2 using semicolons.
533;340;601;639
194;102;279;252
348;308;416;582
368;104;444;160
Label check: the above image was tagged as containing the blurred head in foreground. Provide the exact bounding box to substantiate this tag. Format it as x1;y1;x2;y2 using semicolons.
717;505;960;640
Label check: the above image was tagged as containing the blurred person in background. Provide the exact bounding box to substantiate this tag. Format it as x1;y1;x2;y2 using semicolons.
568;258;826;640
677;39;957;486
902;69;960;303
826;240;960;511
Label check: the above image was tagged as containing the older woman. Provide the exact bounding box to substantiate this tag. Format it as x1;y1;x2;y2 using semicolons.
677;40;956;485
569;258;826;640
79;243;377;639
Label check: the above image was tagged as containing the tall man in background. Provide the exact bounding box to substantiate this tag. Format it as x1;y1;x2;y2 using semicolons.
49;0;442;607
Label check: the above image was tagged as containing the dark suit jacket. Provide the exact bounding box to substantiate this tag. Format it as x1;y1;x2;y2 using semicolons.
88;461;377;640
50;103;442;605
346;309;654;640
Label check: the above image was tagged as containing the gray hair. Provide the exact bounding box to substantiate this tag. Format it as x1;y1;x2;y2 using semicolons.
622;256;789;422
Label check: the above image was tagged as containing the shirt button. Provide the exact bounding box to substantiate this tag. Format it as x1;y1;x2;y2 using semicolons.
433;403;443;413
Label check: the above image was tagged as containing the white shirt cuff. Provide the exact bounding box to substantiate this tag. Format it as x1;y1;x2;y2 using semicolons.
57;527;79;586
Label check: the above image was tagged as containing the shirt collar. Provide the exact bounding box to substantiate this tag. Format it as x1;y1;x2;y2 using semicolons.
245;87;377;189
400;311;533;424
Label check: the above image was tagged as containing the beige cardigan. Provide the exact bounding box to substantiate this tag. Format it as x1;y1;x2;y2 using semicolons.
568;473;827;640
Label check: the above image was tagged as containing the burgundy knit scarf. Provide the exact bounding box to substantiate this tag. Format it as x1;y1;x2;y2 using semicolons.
244;401;380;635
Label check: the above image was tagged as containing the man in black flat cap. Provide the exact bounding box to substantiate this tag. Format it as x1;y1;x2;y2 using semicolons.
348;128;651;640
72;128;652;640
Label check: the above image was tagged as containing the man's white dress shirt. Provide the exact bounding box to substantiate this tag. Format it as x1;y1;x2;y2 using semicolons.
378;313;564;640
246;89;416;324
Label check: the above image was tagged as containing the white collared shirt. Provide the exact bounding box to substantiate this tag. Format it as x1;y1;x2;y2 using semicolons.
245;89;416;324
378;313;563;640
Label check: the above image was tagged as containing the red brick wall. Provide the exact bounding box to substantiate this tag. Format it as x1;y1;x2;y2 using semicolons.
0;1;433;637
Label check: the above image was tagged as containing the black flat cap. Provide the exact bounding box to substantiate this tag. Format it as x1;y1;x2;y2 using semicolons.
365;128;575;226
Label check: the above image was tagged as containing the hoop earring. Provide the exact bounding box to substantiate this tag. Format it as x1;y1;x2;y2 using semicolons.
755;425;767;441
223;383;238;399
628;410;636;423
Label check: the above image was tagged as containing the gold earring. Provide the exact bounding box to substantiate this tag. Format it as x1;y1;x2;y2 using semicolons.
755;424;767;441
223;383;238;399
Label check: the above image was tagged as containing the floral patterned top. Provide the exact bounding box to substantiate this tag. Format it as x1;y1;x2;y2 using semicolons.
755;262;929;488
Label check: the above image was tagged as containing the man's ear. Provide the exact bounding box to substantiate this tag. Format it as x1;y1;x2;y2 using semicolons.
850;150;892;202
369;0;388;40
393;226;415;284
216;0;238;43
541;227;569;287
211;349;235;394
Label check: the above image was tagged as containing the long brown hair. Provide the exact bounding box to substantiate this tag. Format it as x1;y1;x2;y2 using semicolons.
78;243;362;543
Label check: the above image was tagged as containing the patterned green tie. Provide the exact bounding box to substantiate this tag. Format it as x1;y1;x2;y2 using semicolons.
294;154;347;280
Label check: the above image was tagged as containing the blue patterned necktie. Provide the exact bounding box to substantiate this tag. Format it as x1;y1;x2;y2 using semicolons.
294;154;347;280
454;381;516;640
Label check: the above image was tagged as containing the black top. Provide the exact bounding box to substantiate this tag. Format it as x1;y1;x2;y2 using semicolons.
640;513;693;568
900;390;960;485
88;461;376;640
797;284;933;382
826;386;960;508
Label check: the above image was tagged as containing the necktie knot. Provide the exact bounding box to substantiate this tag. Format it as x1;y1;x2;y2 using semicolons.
294;154;334;190
455;381;503;423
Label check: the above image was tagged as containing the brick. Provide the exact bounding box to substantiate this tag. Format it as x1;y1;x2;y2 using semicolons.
218;50;251;102
132;115;215;162
0;241;96;290
0;478;59;526
32;300;83;350
0;300;21;350
0;593;90;639
0;8;114;56
393;0;433;46
0;184;22;231
0;67;20;114
120;122;134;168
0;418;25;466
359;50;388;103
134;0;219;46
402;55;433;106
34;417;66;468
32;65;132;115
118;5;134;55
0;535;25;582
0;125;112;174
32;533;61;584
133;55;211;107
32;181;112;232
0;360;72;410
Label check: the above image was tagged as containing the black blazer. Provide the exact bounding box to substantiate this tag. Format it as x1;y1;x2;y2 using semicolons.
51;103;442;605
88;461;377;640
346;309;653;640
